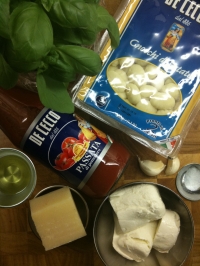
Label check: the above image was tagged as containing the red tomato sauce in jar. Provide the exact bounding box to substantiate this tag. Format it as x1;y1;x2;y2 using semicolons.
81;141;130;197
0;87;130;198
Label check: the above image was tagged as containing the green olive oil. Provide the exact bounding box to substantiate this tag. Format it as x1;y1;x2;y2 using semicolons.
0;155;31;194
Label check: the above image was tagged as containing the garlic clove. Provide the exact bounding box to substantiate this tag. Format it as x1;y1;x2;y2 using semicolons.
138;157;166;176
165;157;180;175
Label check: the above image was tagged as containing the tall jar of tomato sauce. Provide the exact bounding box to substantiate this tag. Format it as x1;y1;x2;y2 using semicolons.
0;86;130;198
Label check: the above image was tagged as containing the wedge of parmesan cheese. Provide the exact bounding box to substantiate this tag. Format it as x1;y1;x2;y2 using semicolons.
109;184;166;233
29;186;86;251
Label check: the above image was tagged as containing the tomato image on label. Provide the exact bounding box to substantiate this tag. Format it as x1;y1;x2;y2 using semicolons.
76;114;109;144
61;137;79;158
73;141;90;162
54;133;90;171
54;153;75;170
51;114;111;172
78;131;89;142
79;127;96;141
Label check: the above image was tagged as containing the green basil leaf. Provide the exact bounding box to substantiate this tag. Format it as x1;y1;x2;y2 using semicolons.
36;72;74;113
42;51;77;83
0;53;18;89
41;0;54;12
0;36;6;53
10;0;31;12
96;5;120;48
49;1;97;31
4;40;41;72
55;45;102;76
84;0;100;3
52;21;97;46
43;66;76;83
41;45;101;83
60;27;97;45
49;1;119;48
10;2;53;62
0;0;10;39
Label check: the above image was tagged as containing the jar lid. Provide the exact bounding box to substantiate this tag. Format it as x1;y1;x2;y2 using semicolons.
0;148;37;207
176;164;200;201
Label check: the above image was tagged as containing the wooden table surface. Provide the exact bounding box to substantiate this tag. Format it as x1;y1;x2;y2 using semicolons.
0;1;200;266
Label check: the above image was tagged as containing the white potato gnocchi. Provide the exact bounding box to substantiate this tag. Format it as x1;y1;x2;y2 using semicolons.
150;92;176;110
147;74;165;91
136;99;157;114
161;83;180;101
116;91;127;99
145;64;159;79
126;84;141;105
139;84;157;98
127;64;146;87
107;57;182;115
107;69;127;93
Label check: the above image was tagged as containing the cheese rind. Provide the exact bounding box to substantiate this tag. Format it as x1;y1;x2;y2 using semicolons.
29;187;86;251
112;214;158;262
153;209;180;253
109;184;166;232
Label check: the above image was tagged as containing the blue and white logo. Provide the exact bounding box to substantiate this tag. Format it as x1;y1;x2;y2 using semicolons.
96;92;110;108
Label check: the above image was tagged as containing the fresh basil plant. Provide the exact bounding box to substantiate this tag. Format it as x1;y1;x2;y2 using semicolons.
0;0;120;113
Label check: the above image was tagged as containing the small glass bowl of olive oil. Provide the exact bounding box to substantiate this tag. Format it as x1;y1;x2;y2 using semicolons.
0;148;37;207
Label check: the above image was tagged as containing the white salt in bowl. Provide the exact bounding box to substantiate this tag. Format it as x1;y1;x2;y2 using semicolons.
93;181;194;266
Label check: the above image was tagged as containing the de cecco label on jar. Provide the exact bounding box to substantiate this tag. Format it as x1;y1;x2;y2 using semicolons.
20;108;112;189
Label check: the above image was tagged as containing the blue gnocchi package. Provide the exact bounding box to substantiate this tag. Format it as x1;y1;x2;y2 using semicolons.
73;0;200;157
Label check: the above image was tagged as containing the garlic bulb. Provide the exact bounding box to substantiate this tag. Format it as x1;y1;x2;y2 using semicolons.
138;157;166;176
165;157;180;175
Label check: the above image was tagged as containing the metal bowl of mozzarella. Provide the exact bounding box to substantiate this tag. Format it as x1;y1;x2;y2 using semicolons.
93;181;194;266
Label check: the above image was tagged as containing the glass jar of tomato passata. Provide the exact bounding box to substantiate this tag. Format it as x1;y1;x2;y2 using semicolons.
0;86;130;198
